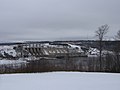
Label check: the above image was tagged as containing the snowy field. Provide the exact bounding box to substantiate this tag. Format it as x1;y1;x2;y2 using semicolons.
0;72;120;90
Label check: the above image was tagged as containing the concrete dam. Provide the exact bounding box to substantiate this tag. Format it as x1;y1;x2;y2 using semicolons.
16;43;87;58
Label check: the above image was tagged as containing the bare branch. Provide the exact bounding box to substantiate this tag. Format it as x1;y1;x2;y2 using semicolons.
95;24;109;41
115;30;120;40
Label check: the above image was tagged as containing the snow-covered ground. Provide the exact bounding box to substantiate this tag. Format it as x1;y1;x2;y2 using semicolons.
0;72;120;90
88;48;99;55
0;59;27;65
0;45;16;57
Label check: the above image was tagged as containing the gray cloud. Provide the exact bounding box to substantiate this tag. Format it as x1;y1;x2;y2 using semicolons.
0;0;120;41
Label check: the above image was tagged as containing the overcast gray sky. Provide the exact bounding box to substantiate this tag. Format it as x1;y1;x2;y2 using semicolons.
0;0;120;41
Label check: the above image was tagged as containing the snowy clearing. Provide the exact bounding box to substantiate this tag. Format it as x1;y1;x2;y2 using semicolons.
0;72;120;90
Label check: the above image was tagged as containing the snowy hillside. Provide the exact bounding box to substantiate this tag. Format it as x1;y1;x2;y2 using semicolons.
0;72;120;90
0;45;16;57
88;47;99;55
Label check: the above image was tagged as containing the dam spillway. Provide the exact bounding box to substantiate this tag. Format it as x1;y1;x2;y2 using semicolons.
15;43;87;58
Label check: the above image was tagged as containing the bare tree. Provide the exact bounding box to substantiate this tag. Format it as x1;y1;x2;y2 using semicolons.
113;30;120;72
114;30;120;54
95;24;109;70
115;30;120;40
